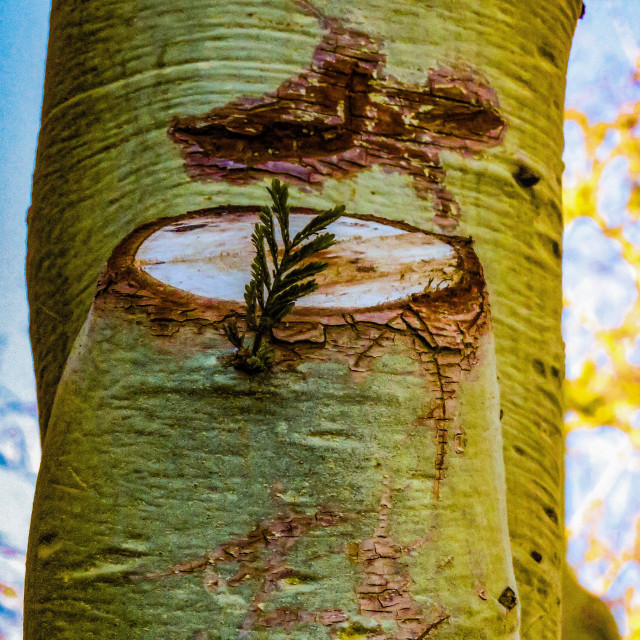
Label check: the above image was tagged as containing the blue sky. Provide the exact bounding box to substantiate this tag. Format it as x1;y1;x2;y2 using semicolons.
0;0;50;404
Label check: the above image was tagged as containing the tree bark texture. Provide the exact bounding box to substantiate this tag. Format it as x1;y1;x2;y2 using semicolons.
26;1;581;638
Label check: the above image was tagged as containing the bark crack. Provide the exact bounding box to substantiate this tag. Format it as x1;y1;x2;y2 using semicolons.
132;509;350;634
346;476;448;640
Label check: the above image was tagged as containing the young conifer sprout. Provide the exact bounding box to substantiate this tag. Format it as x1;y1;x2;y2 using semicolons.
224;179;345;372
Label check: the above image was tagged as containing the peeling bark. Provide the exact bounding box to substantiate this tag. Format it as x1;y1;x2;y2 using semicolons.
169;7;505;232
133;509;350;635
348;477;442;640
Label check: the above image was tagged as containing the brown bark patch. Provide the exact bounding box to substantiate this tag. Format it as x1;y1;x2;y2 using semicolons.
168;8;505;232
131;486;449;639
132;509;349;634
346;478;449;640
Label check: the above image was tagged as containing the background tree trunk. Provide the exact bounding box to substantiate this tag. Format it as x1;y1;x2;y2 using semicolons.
25;1;582;638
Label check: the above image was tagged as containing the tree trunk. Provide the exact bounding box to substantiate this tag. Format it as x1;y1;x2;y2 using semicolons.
25;1;581;638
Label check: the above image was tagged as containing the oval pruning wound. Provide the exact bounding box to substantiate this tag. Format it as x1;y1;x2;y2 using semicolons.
135;215;460;307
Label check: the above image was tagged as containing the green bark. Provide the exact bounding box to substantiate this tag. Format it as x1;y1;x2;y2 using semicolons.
27;298;517;639
26;0;582;638
562;567;621;640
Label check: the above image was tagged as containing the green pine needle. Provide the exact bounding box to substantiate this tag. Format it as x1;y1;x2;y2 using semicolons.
225;179;344;373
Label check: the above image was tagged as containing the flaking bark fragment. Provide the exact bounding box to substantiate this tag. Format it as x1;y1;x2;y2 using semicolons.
168;9;505;232
349;478;449;640
132;509;349;634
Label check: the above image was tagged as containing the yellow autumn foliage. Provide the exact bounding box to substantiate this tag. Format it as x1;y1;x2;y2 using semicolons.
563;59;640;637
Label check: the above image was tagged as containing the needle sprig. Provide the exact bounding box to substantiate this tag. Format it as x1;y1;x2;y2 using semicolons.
224;179;344;373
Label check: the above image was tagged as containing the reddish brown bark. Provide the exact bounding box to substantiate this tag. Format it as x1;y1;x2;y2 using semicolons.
168;11;505;232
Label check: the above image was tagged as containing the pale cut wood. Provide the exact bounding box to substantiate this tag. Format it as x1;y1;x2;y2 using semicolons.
135;213;460;308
